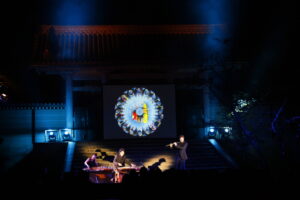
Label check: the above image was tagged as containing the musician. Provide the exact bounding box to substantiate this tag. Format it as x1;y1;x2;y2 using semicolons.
169;135;188;170
113;148;134;168
84;153;99;169
113;148;135;183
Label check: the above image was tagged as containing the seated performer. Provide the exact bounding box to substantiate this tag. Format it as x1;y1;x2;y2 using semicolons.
113;148;135;168
84;153;99;169
168;135;188;170
113;148;135;182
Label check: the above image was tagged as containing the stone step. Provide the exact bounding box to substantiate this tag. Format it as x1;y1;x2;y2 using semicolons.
71;140;232;172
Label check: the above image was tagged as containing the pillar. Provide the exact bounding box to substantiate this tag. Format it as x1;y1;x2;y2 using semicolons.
203;66;211;138
65;74;73;129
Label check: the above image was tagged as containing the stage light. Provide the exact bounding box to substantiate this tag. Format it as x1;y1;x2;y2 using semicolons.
0;93;8;102
45;129;59;142
208;126;216;137
221;127;232;136
59;128;74;141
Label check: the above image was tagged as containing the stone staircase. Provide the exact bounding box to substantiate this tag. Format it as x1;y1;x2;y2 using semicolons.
71;139;233;174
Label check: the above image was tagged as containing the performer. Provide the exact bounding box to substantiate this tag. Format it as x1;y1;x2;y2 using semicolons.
84;153;99;169
113;148;134;183
168;135;188;170
113;148;135;168
112;148;135;182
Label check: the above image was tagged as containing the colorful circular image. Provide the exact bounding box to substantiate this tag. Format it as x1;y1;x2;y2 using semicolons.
115;87;164;136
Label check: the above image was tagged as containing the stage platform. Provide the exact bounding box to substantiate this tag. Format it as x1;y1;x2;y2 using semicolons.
71;139;235;176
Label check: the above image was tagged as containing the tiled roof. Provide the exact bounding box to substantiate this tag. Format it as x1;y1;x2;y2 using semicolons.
32;24;223;65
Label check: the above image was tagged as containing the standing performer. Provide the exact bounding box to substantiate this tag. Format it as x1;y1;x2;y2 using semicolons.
168;135;188;170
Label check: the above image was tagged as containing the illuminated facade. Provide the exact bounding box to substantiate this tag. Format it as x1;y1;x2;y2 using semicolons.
31;24;222;138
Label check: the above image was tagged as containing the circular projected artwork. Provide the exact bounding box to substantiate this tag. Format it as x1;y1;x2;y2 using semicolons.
115;87;164;136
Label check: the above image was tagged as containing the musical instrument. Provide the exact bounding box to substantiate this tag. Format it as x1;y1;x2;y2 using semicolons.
113;166;143;183
166;142;177;148
83;165;143;183
83;166;142;173
83;166;114;172
116;166;142;172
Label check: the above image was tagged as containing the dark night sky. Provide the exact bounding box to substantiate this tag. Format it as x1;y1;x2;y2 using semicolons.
0;0;298;104
2;1;297;59
2;0;296;63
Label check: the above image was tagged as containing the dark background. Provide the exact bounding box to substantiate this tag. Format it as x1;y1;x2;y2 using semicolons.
1;0;298;140
1;0;298;104
0;0;299;189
